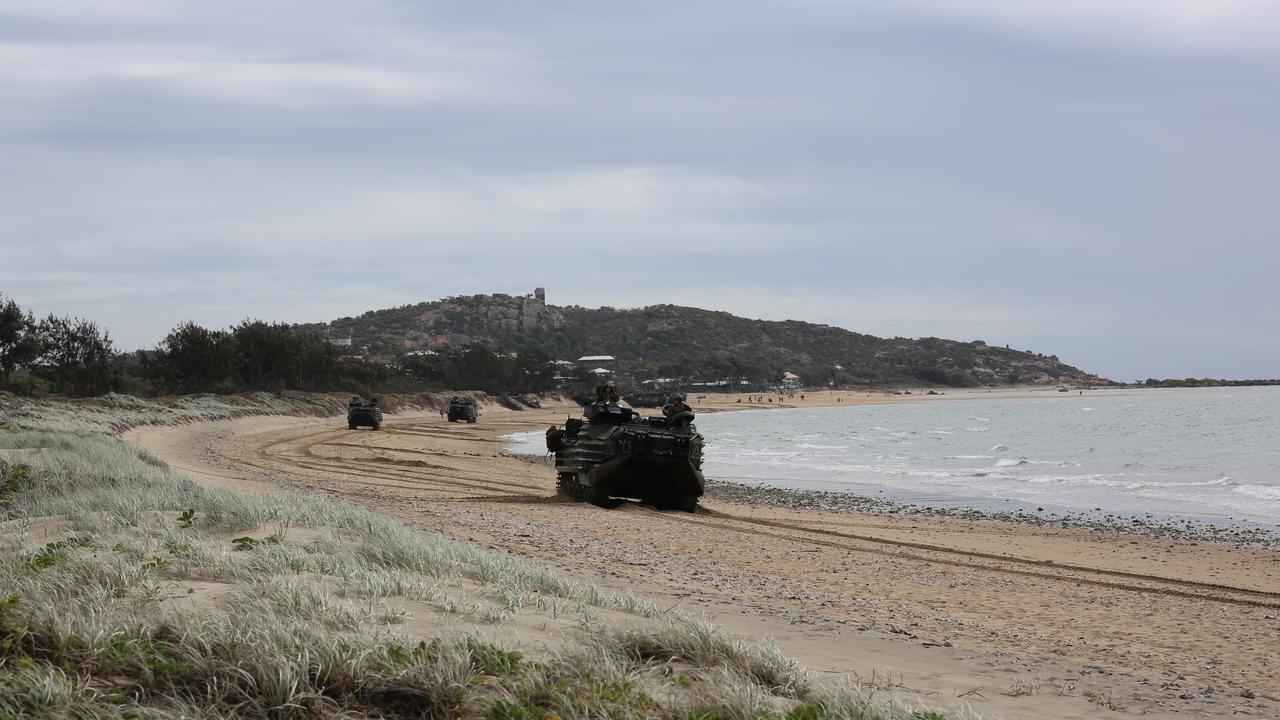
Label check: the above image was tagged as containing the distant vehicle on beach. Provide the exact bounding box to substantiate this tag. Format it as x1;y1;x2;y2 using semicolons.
621;390;666;408
347;397;383;430
447;397;479;423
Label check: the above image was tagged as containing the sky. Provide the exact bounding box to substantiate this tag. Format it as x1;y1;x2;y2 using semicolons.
1;1;1277;382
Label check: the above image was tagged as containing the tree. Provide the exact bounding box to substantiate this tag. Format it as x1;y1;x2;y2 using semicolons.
33;314;115;396
152;321;236;393
228;320;341;391
230;320;304;391
509;348;556;394
445;343;508;392
0;294;41;380
290;327;341;391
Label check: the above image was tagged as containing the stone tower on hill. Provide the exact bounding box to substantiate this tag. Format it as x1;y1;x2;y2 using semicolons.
518;288;556;330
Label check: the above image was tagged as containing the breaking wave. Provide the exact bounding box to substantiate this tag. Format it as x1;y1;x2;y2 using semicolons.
1234;484;1280;501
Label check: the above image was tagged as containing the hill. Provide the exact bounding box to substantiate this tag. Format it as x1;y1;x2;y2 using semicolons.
317;290;1109;388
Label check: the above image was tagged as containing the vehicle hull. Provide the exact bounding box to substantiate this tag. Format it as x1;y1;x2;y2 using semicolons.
347;406;383;430
447;405;478;423
552;413;704;511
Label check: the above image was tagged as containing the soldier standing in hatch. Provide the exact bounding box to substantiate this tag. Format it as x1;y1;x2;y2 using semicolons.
598;381;620;405
586;382;620;419
663;392;691;418
663;392;695;429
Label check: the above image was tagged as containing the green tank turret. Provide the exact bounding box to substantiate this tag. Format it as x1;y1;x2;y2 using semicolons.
545;387;705;512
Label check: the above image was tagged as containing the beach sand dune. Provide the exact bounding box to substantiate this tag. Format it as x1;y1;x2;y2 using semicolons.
129;391;1280;719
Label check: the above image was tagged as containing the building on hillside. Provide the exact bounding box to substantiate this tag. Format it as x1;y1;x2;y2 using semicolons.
781;371;801;391
576;355;615;363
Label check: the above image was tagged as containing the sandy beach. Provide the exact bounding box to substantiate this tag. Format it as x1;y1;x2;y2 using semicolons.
128;390;1280;719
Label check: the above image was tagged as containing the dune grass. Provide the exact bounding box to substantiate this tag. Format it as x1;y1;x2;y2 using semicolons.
0;395;966;719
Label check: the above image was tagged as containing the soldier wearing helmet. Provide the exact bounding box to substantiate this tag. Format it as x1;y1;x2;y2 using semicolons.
663;392;691;420
586;381;621;419
593;381;619;405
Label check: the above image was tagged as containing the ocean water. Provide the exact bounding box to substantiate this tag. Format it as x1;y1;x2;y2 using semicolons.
693;387;1280;525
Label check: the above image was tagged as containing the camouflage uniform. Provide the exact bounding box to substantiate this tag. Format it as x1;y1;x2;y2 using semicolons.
662;393;691;420
586;383;620;420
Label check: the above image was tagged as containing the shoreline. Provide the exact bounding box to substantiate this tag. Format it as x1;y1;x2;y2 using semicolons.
701;478;1280;549
509;441;1280;547
508;387;1280;548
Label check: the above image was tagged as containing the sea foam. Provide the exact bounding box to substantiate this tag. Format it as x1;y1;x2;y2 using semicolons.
1233;484;1280;501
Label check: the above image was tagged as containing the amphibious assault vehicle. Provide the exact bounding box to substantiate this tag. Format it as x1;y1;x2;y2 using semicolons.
347;398;383;430
621;391;666;409
545;392;704;512
447;397;479;423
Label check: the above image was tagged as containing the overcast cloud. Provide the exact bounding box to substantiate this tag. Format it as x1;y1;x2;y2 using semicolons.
2;1;1277;381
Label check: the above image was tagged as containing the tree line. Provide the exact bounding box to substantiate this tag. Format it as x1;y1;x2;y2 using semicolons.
1141;377;1279;388
0;293;559;398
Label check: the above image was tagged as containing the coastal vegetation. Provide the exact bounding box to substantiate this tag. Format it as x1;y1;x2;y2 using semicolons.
0;394;955;719
0;294;555;399
1140;377;1280;388
3;289;1104;401
19;290;1280;402
1;295;115;398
